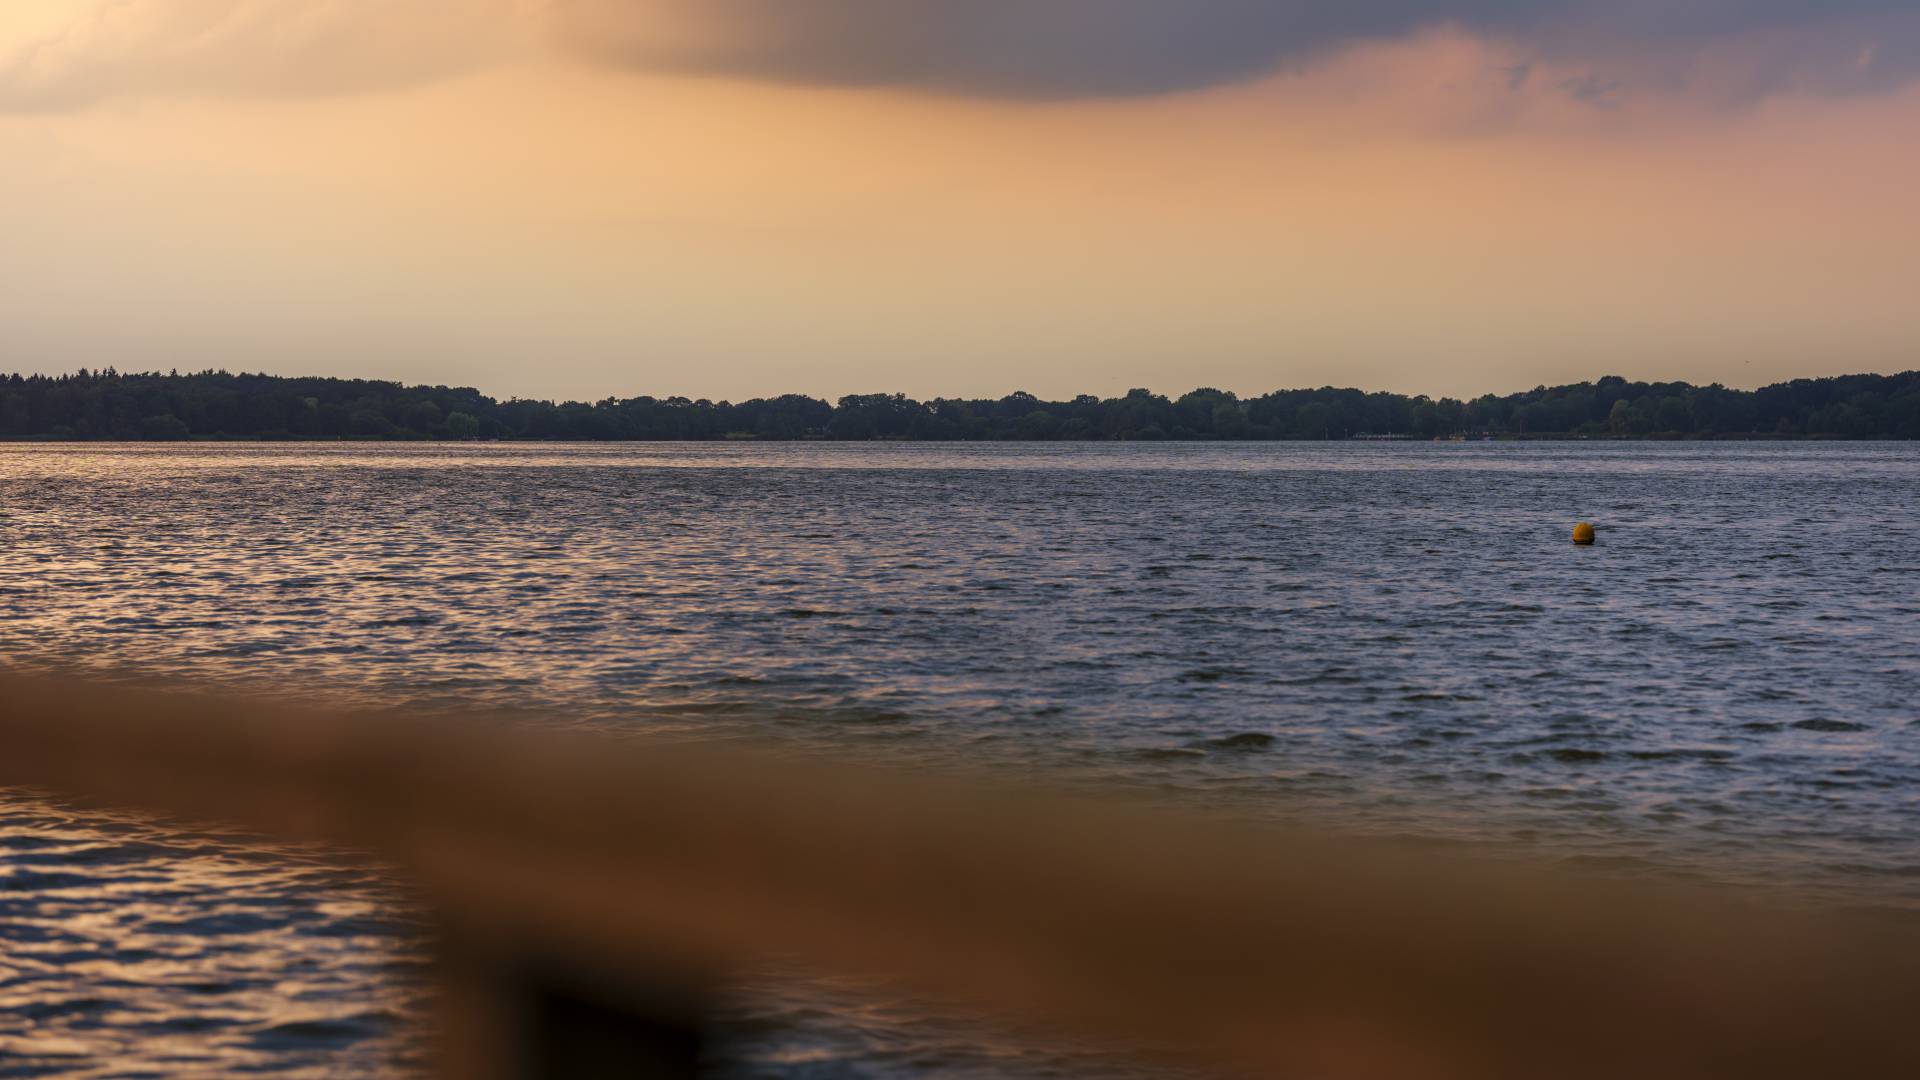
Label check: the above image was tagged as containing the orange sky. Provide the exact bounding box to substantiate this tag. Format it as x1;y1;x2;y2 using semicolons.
1;3;1916;401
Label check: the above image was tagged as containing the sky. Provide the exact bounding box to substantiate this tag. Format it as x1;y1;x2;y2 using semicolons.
1;1;1916;403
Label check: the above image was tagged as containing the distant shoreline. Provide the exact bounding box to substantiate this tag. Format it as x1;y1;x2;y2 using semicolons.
0;433;1905;445
3;369;1915;442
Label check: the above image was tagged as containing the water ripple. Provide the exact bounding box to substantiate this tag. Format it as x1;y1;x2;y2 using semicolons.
2;441;1918;1075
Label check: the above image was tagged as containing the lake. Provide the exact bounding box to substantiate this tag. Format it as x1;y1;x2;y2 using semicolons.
3;442;1917;1075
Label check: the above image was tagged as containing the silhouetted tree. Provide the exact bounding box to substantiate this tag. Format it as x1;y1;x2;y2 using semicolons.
0;369;1914;442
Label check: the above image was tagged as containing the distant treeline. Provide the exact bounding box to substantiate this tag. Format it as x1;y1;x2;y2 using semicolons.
2;369;1917;442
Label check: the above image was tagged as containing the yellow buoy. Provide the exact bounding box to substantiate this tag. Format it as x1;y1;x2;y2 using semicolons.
1572;522;1596;545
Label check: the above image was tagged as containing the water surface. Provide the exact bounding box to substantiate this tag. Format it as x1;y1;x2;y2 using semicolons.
3;442;1917;1075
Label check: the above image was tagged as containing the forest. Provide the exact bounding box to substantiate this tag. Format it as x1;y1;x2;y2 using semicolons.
1;369;1915;441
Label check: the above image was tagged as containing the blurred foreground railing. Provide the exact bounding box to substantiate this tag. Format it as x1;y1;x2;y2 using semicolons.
3;674;1919;1079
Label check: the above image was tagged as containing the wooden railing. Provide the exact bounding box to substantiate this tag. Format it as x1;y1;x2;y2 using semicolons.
3;674;1919;1078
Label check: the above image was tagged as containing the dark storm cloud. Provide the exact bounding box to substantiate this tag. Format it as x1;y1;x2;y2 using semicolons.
570;0;1920;100
7;1;1918;112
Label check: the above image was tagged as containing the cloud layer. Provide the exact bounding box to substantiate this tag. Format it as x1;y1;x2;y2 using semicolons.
3;0;1918;110
568;0;1920;101
0;0;528;111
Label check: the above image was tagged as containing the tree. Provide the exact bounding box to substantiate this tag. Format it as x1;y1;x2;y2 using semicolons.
0;369;1915;442
1295;402;1334;440
140;413;190;441
445;411;481;439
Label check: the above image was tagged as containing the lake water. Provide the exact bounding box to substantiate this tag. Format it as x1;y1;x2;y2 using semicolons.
3;442;1918;1075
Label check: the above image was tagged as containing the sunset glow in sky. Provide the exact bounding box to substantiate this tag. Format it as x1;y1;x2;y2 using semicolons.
2;1;1916;401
